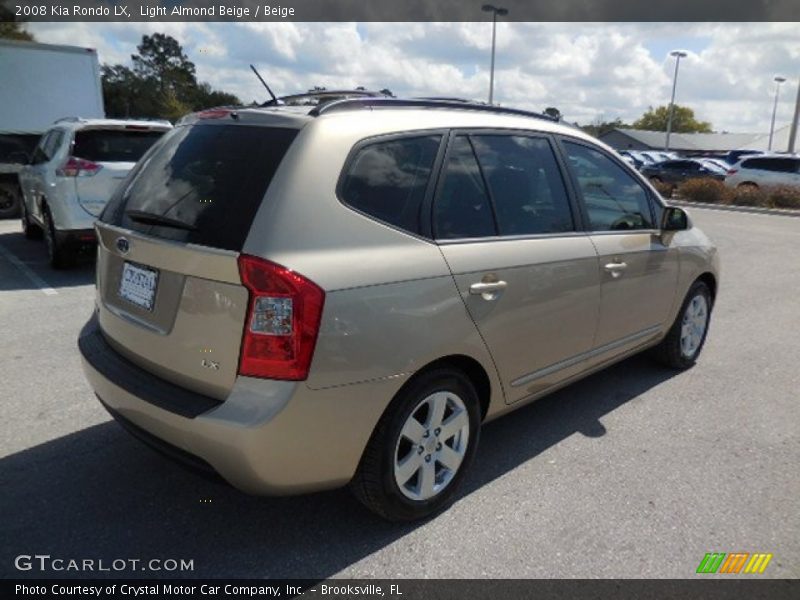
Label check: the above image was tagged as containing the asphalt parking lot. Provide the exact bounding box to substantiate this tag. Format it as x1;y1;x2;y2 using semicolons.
0;207;797;579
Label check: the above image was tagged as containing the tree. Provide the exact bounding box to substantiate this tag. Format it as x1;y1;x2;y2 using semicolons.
581;117;630;138
102;33;241;121
633;105;712;133
543;107;562;121
0;6;35;41
132;33;197;99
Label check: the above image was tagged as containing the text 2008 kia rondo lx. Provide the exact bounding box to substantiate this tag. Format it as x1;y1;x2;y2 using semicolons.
79;97;719;521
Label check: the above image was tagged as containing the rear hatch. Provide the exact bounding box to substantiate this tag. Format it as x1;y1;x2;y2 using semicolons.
95;121;299;399
72;126;169;216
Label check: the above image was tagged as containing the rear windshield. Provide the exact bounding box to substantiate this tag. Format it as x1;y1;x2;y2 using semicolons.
73;129;166;163
101;124;298;251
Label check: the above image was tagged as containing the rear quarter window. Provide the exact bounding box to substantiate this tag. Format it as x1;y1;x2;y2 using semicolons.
101;124;298;252
339;135;442;236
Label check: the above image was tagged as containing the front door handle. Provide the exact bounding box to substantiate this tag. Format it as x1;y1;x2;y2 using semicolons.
604;261;628;278
469;280;507;300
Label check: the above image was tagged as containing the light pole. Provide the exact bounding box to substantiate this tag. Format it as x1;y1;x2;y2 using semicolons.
665;50;688;151
482;4;508;105
768;76;787;151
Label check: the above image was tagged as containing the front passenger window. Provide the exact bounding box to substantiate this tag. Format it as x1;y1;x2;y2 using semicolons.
563;141;655;231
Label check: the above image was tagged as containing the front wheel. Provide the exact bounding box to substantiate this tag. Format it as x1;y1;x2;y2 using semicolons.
351;368;481;521
651;280;712;369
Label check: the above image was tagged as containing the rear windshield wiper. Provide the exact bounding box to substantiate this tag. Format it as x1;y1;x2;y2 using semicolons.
125;210;196;231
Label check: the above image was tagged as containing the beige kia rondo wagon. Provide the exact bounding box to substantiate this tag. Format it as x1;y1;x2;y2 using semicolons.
79;97;719;521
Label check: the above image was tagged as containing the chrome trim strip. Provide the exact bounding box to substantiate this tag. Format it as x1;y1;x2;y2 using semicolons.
510;325;662;388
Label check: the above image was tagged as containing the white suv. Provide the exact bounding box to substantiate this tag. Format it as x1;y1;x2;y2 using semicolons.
18;118;171;267
724;154;800;191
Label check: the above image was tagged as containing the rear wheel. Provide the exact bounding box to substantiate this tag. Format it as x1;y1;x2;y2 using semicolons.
43;206;73;269
351;368;481;521
0;182;21;219
20;198;42;239
651;281;712;369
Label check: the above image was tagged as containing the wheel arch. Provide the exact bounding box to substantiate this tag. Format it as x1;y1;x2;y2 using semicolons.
696;272;717;305
397;354;492;422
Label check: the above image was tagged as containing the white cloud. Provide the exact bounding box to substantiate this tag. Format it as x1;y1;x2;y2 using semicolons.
26;21;799;133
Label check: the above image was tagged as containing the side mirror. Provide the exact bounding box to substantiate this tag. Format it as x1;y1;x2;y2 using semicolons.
8;151;30;165
661;206;689;231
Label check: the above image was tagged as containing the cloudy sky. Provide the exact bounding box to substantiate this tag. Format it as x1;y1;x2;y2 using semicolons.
27;21;799;134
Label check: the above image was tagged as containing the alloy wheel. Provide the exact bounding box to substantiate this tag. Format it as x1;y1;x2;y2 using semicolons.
393;391;470;501
680;294;708;358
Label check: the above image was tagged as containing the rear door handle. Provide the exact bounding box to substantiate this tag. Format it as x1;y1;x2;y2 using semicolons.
604;261;628;278
469;281;507;299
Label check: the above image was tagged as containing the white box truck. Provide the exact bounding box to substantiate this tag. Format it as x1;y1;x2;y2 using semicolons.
0;39;105;218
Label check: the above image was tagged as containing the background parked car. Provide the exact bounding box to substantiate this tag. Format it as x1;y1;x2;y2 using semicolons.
18;118;172;268
700;158;732;173
619;150;648;170
639;150;674;165
641;158;726;196
725;155;800;190
723;149;764;165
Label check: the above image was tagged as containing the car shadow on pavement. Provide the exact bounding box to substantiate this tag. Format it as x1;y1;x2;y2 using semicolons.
0;355;676;579
0;229;95;291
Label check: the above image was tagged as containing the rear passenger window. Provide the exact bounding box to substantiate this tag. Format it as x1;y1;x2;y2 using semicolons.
470;135;574;235
563;141;655;231
434;136;496;239
340;135;442;236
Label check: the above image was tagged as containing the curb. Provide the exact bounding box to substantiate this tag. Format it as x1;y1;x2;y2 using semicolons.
670;199;800;218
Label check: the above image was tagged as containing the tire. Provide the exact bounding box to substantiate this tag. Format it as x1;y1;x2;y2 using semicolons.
0;182;21;219
20;198;42;240
351;368;482;521
42;205;73;269
651;280;712;369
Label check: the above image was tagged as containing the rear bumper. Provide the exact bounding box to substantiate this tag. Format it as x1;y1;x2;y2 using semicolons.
78;313;400;495
56;228;97;253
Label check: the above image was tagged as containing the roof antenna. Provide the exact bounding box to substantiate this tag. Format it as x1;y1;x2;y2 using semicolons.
250;64;279;105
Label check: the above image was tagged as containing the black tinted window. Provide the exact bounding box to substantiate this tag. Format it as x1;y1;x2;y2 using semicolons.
743;157;800;173
43;130;64;161
74;129;165;163
102;124;298;251
564;141;655;231
340;135;441;235
470;135;573;235
434;136;496;239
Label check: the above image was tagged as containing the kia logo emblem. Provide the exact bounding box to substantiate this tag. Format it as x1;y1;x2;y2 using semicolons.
116;237;130;254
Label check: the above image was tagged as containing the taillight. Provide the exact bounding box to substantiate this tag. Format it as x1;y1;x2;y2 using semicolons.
237;255;325;381
196;108;231;119
57;156;101;177
727;169;738;176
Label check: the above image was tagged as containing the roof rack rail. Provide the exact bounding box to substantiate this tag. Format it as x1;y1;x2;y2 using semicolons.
54;116;84;123
412;96;476;103
262;89;394;107
308;97;558;122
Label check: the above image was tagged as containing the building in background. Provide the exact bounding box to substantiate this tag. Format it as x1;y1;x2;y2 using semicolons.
599;126;794;157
